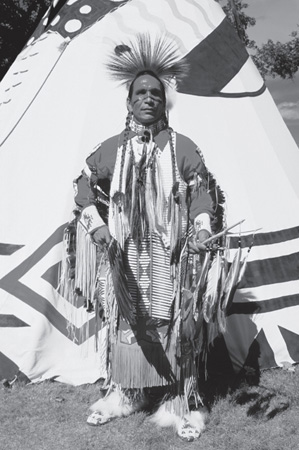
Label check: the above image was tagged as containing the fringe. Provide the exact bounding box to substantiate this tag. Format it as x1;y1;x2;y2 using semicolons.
123;151;134;227
180;288;197;342
153;155;166;234
93;251;109;351
150;401;182;428
165;276;181;352
169;183;182;268
63;280;77;342
162;395;189;418
154;378;204;420
111;191;130;249
58;237;75;302
75;221;97;302
107;239;136;324
145;163;157;233
58;219;79;341
91;259;118;383
58;217;77;296
105;268;118;335
111;339;177;389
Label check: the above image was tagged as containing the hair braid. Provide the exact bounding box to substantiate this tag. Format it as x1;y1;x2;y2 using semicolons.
119;111;132;191
167;125;177;186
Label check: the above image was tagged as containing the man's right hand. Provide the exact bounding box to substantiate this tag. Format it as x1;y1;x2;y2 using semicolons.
91;225;111;250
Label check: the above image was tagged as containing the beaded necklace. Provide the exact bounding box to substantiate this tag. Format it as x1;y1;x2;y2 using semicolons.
129;116;167;137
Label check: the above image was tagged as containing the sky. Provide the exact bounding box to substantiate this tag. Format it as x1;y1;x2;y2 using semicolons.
245;0;299;146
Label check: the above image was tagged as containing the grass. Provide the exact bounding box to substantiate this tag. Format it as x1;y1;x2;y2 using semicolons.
0;367;298;450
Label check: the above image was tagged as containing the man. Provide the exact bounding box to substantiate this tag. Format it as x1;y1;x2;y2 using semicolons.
63;35;224;441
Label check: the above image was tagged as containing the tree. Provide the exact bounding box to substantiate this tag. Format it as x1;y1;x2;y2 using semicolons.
253;32;299;79
220;0;256;48
219;0;299;79
0;0;51;80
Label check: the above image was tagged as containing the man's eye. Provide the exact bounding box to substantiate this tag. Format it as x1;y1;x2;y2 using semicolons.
151;90;162;97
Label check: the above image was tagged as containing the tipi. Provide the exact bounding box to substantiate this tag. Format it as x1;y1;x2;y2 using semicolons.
0;0;298;385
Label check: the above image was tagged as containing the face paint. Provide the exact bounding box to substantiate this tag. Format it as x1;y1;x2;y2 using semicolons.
128;74;165;125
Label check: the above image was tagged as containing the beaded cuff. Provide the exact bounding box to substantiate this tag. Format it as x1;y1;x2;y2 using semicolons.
80;205;105;234
194;212;212;235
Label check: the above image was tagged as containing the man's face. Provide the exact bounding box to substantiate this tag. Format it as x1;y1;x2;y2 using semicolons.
127;74;165;125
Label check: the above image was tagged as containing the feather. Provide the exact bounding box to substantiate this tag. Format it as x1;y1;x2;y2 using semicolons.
107;238;136;324
194;250;211;307
220;241;252;315
212;249;228;333
202;251;223;323
220;234;254;315
220;244;243;313
111;191;128;248
236;242;252;284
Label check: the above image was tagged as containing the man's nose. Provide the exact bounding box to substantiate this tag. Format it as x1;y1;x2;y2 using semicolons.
144;93;155;104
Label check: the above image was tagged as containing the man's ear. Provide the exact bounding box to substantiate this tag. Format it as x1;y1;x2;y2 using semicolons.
127;97;133;113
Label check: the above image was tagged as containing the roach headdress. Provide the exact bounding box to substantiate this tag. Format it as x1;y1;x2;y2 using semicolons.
106;34;189;91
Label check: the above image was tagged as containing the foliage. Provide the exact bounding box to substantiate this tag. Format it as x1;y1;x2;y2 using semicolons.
253;31;299;79
220;0;256;48
219;0;299;79
0;0;51;80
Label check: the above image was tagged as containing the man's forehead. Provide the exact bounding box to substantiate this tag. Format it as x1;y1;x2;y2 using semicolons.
132;74;163;91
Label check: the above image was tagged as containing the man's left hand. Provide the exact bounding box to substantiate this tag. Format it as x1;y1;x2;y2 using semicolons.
188;229;210;254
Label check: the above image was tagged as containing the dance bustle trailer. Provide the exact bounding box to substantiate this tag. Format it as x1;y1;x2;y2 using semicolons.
0;0;298;385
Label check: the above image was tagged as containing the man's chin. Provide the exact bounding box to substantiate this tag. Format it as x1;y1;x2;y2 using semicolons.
139;115;159;125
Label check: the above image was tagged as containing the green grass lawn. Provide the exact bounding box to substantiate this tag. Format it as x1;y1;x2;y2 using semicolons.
0;367;298;450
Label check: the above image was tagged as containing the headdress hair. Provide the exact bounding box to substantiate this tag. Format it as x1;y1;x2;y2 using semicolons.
106;34;189;93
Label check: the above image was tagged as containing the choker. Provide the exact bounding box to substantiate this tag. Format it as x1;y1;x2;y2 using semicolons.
129;117;167;138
